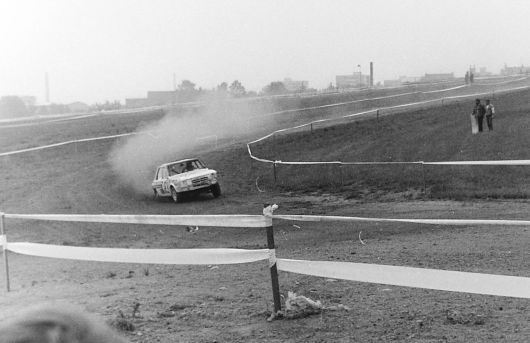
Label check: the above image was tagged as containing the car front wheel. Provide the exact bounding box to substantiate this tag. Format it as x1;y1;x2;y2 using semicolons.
211;184;221;198
170;187;181;203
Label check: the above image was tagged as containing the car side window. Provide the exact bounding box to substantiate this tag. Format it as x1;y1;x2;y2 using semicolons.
161;167;168;179
157;167;166;180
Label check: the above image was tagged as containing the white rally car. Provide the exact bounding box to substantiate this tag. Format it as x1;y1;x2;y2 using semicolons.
152;158;221;202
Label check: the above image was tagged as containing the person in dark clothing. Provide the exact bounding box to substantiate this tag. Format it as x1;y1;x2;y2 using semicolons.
485;99;495;131
472;98;486;132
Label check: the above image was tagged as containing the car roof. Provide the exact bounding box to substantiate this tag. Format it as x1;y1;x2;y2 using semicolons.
159;158;200;168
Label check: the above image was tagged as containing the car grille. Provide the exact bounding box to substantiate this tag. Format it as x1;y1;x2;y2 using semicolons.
192;176;209;187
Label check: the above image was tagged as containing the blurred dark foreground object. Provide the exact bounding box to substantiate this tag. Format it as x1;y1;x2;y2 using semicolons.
0;305;129;343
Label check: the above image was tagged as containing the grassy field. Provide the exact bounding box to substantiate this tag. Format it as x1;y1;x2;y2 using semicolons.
251;88;530;199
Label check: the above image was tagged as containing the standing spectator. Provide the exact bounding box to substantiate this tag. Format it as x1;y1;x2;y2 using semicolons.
465;71;470;84
470;72;474;83
472;98;486;132
485;99;495;131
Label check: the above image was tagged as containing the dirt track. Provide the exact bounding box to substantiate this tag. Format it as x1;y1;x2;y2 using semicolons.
2;85;530;342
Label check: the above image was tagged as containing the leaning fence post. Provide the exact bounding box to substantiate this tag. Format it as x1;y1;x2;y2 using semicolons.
263;205;281;315
0;213;10;292
421;162;427;194
338;163;343;187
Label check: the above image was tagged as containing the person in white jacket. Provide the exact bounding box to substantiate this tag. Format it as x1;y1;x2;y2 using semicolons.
485;99;495;131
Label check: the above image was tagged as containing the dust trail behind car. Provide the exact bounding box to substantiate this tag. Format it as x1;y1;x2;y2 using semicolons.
108;98;274;196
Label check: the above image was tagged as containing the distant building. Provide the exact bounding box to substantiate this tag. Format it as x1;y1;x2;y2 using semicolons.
19;96;36;108
125;98;150;108
67;101;89;113
383;79;401;87
500;64;530;76
126;91;178;108
283;78;309;92
383;76;423;87
146;91;177;105
399;76;422;84
421;73;455;82
475;67;492;77
336;73;370;89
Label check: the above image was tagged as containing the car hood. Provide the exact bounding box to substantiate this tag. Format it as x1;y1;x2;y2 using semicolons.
169;169;215;181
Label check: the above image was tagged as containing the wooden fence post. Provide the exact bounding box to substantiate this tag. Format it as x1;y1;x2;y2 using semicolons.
273;163;277;184
263;205;281;316
339;163;343;187
421;163;427;194
0;213;10;292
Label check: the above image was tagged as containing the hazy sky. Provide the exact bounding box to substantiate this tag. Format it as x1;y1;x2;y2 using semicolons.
1;0;529;104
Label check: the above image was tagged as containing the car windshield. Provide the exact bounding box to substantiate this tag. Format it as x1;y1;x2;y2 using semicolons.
167;160;205;176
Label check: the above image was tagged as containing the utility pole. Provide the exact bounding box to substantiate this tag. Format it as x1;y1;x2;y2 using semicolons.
357;64;361;88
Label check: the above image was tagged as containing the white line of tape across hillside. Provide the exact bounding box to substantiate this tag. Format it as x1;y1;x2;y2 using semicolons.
257;159;530;166
474;76;529;86
0;132;137;157
248;91;421;119
277;259;530;299
248;78;526;121
272;214;530;226
5;213;271;228
0;106;165;130
6;242;269;265
424;159;530;165
247;84;530;166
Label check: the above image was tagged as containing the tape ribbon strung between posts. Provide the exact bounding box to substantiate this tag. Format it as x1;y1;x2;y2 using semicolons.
3;210;530;298
4;213;271;228
5;243;270;265
276;259;530;299
3;240;530;298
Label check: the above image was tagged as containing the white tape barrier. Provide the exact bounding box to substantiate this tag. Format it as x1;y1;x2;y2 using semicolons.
277;259;530;299
257;159;530;166
272;214;530;226
422;85;467;93
0;132;137;157
0;106;164;130
249;79;521;121
249;91;420;119
5;214;271;228
474;77;528;86
6;242;269;265
424;159;530;166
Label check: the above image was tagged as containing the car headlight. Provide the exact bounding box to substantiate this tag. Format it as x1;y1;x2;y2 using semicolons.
210;173;217;182
186;180;193;186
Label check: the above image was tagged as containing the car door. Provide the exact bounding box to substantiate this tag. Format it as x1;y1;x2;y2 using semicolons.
152;167;164;194
160;167;171;194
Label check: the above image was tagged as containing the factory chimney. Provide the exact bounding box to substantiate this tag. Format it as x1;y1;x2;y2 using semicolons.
369;62;374;87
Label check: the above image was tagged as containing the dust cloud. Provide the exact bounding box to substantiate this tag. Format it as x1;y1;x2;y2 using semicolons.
108;98;274;195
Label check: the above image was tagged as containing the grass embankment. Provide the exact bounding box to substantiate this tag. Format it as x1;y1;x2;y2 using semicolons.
251;89;530;199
